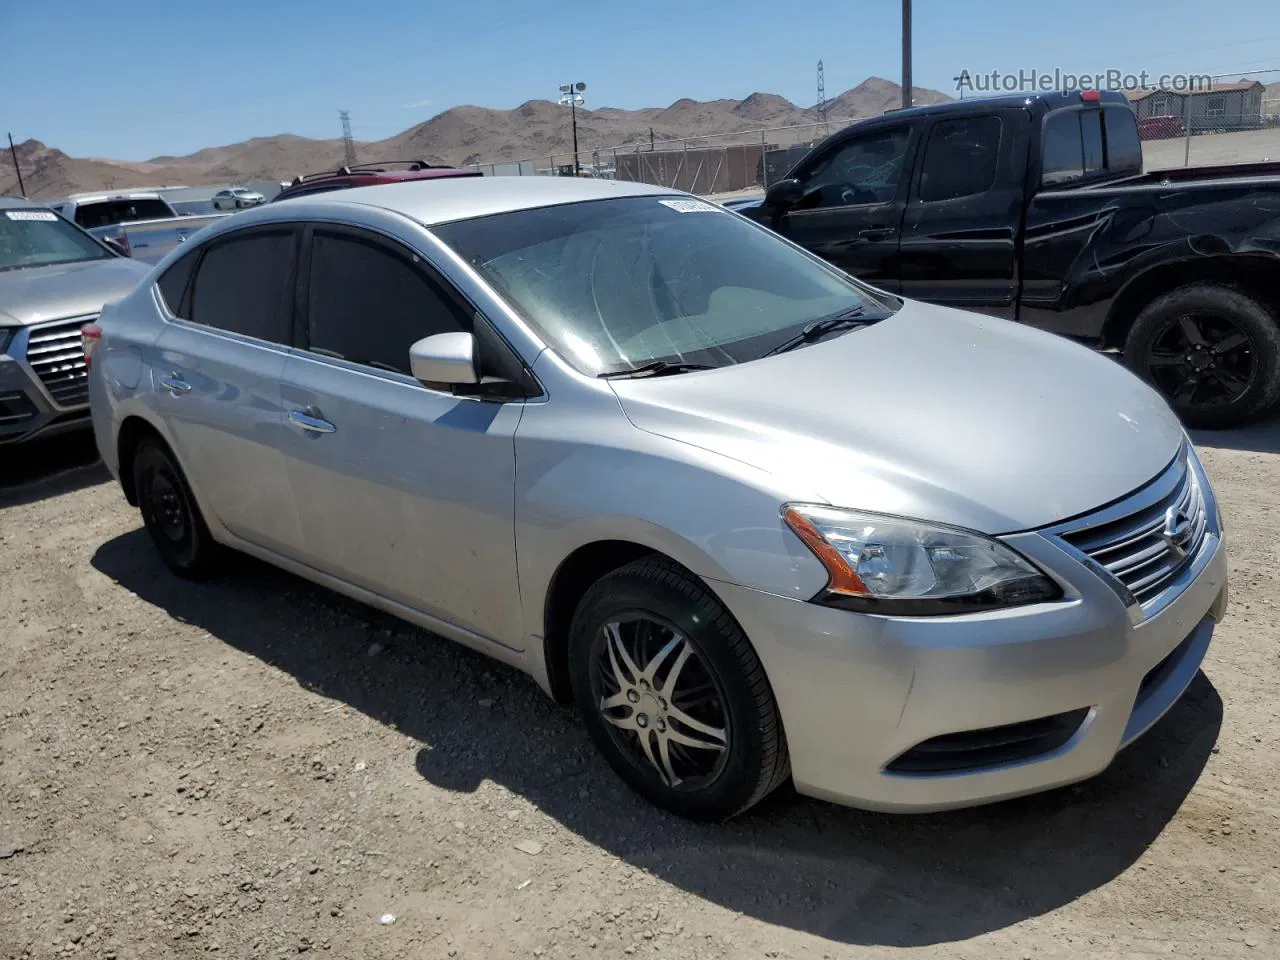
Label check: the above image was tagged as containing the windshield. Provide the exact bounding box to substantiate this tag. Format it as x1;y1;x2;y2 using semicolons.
433;195;891;376
0;208;114;271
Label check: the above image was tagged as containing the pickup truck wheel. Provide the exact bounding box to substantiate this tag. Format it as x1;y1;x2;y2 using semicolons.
567;557;790;821
1124;284;1280;430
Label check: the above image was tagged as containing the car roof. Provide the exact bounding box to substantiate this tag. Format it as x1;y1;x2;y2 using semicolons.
871;89;1131;123
0;196;47;209
267;175;679;226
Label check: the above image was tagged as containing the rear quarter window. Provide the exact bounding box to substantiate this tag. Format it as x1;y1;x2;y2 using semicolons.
156;249;199;318
1104;106;1143;173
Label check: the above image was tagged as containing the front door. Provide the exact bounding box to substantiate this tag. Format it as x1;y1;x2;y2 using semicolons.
766;123;918;290
278;225;525;648
151;225;304;555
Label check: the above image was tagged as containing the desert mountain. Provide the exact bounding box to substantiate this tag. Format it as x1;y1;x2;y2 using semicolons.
2;78;951;199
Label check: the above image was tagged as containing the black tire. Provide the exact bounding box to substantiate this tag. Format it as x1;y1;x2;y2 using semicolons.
133;438;220;578
1123;283;1280;430
567;557;790;821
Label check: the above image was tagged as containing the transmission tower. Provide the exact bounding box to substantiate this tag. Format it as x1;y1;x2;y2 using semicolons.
816;60;829;134
339;110;357;167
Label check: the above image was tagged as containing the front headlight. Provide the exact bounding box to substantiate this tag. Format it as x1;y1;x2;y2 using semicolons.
782;504;1061;615
0;328;13;355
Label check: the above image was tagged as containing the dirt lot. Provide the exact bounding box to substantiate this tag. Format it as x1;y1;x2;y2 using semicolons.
1;428;1278;960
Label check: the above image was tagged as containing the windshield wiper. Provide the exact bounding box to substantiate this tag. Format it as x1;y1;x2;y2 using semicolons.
763;307;871;357
597;360;717;379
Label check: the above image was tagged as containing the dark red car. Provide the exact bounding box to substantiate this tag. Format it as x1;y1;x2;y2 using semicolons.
271;160;481;203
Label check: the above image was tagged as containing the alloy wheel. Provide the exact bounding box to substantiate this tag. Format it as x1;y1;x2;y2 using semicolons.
591;616;730;790
1146;312;1255;410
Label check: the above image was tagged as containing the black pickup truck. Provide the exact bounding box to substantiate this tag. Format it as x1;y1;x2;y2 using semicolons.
728;90;1280;428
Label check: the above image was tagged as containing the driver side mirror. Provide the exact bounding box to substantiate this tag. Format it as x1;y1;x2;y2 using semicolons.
103;236;130;257
764;177;803;210
409;332;479;386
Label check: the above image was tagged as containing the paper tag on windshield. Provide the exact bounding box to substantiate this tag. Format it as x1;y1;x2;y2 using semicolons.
658;198;718;213
5;210;58;221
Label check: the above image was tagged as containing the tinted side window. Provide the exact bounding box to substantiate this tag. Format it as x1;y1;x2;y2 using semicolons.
797;126;913;208
1104;106;1143;173
1041;111;1084;186
189;231;296;344
306;232;467;374
1082;111;1104;173
919;116;1002;202
156;249;198;318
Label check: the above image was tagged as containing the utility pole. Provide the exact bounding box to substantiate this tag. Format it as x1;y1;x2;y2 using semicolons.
339;110;357;167
817;60;828;134
558;82;587;176
7;133;26;197
901;0;913;110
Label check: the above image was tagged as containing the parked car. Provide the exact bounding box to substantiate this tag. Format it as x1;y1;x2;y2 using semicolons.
1138;115;1184;140
87;177;1228;821
728;90;1280;429
48;191;226;265
271;160;481;203
212;187;266;210
0;197;149;443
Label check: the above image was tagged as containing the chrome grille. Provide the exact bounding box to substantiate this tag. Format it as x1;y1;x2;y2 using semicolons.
26;316;94;409
1058;452;1209;609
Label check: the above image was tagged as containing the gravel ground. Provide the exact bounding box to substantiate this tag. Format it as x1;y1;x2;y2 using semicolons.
1;427;1278;960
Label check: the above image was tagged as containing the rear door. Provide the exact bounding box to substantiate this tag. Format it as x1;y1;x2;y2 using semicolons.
151;225;304;555
1018;104;1136;337
765;122;919;290
277;224;525;648
896;109;1031;318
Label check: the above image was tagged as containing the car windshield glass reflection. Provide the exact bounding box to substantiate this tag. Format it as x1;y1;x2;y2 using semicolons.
434;196;890;376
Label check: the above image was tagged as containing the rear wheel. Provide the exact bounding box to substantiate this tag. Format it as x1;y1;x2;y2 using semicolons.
567;557;789;821
1123;284;1280;429
133;438;220;578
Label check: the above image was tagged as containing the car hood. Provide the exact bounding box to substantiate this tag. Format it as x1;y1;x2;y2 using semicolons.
0;257;151;326
608;299;1184;534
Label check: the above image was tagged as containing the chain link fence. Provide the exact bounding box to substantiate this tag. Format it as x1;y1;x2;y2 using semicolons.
1134;70;1280;168
467;116;876;199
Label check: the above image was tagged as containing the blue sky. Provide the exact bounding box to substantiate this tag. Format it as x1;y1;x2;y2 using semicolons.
2;0;1277;161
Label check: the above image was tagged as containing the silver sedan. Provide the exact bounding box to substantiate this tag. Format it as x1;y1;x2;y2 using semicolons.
85;177;1228;820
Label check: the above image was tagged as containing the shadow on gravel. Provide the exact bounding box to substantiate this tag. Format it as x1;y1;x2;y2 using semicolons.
0;432;107;508
1190;417;1280;455
92;529;1222;949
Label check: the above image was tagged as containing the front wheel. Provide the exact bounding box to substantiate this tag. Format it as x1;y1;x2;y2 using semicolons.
1123;284;1280;429
568;557;790;821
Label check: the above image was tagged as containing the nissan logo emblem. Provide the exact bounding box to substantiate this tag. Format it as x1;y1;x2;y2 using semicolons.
1163;506;1193;556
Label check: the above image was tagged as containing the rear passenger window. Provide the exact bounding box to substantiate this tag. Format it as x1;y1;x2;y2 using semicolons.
306;232;467;375
156;249;198;318
919;116;1002;202
188;230;296;344
1104;106;1143;173
1041;111;1085;186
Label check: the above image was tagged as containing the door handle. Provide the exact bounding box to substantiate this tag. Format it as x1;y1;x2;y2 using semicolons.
858;227;895;241
158;373;191;395
288;410;336;434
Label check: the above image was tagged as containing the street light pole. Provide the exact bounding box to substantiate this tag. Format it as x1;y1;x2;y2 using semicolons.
901;0;913;111
559;82;587;176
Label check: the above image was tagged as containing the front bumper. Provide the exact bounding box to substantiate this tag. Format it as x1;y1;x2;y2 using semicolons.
0;320;94;444
711;456;1228;813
